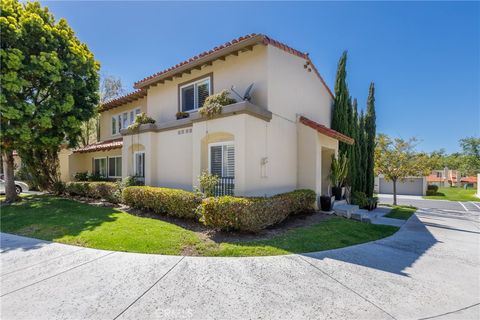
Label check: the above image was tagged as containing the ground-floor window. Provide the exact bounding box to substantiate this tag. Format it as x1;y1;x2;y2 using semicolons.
108;156;122;178
93;158;107;177
134;152;145;178
209;142;234;178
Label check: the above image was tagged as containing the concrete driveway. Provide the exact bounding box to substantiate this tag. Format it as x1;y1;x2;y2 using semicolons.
1;205;479;319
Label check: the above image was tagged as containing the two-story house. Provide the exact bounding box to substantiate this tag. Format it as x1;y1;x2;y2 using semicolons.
69;33;354;197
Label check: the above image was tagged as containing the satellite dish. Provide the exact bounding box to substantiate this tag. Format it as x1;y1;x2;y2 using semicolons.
231;83;254;102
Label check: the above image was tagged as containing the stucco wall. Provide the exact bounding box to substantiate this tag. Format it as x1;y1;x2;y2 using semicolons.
267;45;333;126
99;96;148;142
69;149;122;180
146;44;268;124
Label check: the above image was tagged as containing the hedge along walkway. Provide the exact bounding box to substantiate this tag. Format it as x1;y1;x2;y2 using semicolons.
0;195;399;257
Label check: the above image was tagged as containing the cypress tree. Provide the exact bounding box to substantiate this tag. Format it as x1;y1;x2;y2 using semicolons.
331;51;350;155
365;82;377;197
358;111;367;193
350;98;359;192
346;97;356;191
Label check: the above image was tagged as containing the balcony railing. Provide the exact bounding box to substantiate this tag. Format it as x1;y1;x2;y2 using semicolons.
213;177;235;196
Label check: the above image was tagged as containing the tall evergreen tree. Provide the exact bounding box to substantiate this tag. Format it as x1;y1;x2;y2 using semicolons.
358;111;367;193
349;98;359;192
331;51;350;155
346;97;356;190
364;83;377;197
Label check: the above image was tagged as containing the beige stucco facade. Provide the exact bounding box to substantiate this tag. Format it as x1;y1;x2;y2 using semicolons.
68;37;346;199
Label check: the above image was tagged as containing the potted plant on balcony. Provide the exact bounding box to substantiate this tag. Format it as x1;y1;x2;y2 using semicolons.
198;89;236;119
329;154;348;200
176;111;190;120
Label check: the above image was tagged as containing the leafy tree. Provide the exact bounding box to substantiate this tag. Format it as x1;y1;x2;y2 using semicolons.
0;0;99;201
364;82;376;197
331;51;350;155
79;75;124;147
375;134;431;205
459;137;480;176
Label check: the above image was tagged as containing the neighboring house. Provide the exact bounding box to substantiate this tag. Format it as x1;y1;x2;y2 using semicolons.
427;168;477;188
69;33;354;197
11;148;72;182
374;175;427;196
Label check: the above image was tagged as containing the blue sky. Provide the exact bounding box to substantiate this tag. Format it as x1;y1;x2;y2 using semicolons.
42;1;479;153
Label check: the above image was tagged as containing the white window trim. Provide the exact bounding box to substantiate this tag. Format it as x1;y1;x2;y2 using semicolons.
111;107;143;136
180;77;211;113
93;157;107;176
108;156;122;178
133;151;145;178
208;141;234;178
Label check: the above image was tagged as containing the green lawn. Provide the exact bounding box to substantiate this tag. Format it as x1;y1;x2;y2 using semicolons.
0;195;399;256
423;187;479;202
384;205;417;220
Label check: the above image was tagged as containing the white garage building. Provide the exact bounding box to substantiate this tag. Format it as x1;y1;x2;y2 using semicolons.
375;175;427;196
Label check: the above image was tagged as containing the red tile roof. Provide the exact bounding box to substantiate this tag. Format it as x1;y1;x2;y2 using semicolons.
99;89;147;113
426;175;443;182
73;138;123;154
299;116;354;145
133;33;334;98
461;176;478;183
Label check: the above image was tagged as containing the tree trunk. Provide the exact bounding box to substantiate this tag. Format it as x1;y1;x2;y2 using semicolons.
392;178;397;206
3;151;18;203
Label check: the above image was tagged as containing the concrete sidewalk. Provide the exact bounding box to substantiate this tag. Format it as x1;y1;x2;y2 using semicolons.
1;207;479;320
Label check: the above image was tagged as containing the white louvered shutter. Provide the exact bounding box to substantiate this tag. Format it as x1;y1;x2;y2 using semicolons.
210;146;223;177
223;145;235;178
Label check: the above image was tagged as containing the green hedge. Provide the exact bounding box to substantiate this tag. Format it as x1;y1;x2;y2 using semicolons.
200;189;317;232
65;182;120;203
274;189;317;214
122;186;203;220
427;185;439;192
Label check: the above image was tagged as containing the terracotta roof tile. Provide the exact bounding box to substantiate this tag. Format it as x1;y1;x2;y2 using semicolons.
299;116;354;145
73;138;123;153
99;89;147;113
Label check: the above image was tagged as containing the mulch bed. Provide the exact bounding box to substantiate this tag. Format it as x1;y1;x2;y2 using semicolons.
62;195;333;243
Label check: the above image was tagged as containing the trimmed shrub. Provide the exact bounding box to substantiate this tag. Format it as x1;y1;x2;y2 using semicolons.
74;172;89;181
200;189;317;232
65;181;120;203
122;186;203;219
200;196;291;232
351;191;368;207
426;189;436;196
427;185;439;192
274;189;317;214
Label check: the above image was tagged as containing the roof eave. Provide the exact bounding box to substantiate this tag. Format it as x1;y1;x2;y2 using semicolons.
134;35;266;89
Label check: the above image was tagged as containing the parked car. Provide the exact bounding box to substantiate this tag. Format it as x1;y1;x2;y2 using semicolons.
0;179;29;194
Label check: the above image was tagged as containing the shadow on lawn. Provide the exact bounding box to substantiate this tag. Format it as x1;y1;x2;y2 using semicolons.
0;195;118;253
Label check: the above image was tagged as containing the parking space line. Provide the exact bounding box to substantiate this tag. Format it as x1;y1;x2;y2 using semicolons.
469;202;480;210
458;202;469;211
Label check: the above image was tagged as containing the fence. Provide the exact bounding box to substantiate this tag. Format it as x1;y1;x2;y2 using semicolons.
213;177;235;196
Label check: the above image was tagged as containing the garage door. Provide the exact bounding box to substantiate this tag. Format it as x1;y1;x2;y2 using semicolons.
379;178;424;196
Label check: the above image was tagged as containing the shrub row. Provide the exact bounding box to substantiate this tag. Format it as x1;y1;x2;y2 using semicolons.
121;187;316;232
122;186;203;220
65;182;121;203
200;189;317;232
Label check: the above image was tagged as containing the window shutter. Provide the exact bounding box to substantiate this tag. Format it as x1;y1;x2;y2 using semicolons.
182;85;195;112
197;82;210;108
210;146;222;177
112;117;117;135
224;145;235;178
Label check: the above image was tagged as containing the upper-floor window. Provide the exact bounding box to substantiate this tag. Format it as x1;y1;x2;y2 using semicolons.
179;75;212;112
112;108;141;135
